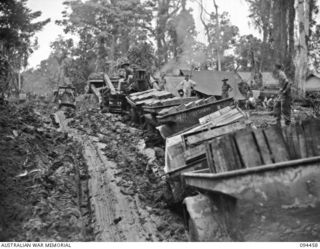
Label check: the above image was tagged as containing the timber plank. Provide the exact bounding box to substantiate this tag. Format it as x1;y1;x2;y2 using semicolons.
308;119;320;156
290;125;301;159
201;108;238;125
224;134;244;171
218;113;245;126
185;144;206;163
253;129;273;164
263;126;290;162
302;120;315;157
282;126;299;160
199;106;232;124
209;138;229;173
205;142;216;173
186;122;246;146
296;124;307;158
234;129;262;168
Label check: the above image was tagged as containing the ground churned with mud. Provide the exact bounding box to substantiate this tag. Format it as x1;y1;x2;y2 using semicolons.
0;100;187;242
0;102;93;241
66;108;187;241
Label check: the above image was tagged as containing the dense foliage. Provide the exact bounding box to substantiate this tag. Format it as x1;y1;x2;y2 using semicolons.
0;0;49;96
20;0;320;94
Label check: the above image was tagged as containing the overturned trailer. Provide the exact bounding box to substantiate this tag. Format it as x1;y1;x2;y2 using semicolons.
164;106;248;203
126;89;174;123
157;97;235;138
143;97;198;127
181;119;320;241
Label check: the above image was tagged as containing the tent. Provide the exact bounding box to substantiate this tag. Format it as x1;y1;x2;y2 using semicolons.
238;72;253;85
191;71;246;100
238;72;278;86
165;71;246;100
164;76;184;96
262;72;278;86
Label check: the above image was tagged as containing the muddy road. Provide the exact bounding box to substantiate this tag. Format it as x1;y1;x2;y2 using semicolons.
55;108;187;241
2;98;316;242
0;99;186;242
0;102;93;241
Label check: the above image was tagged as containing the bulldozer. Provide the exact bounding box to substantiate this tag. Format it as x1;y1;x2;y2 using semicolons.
85;63;151;113
85;71;124;113
53;85;76;109
107;66;151;113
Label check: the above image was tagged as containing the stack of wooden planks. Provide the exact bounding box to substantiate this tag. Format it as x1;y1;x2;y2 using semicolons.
282;119;320;159
144;97;196;108
158;96;217;116
129;89;174;104
165;106;248;176
157;98;235;133
205;119;320;174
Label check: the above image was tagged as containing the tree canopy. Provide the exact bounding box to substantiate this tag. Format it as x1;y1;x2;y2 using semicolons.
0;0;50;68
0;0;50;96
20;0;320;95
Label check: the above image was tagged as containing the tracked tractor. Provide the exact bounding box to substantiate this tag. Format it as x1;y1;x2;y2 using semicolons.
54;85;76;109
86;72;111;108
85;64;151;113
85;71;127;113
129;68;150;93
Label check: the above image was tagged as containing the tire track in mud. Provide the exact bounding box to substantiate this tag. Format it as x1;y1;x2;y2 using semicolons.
56;110;161;241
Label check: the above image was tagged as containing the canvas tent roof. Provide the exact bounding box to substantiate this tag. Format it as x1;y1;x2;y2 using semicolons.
262;72;278;85
191;71;246;100
165;71;246;100
165;76;184;96
238;72;253;83
238;72;278;86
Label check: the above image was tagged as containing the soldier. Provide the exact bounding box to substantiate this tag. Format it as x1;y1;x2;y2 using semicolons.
273;64;291;126
121;63;133;81
151;78;161;90
221;78;233;99
158;73;167;91
176;75;196;97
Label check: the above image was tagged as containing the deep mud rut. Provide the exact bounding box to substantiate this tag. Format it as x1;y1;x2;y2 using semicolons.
55;110;187;242
79;136;160;241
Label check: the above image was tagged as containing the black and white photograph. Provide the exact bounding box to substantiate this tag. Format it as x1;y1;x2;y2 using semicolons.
0;0;320;245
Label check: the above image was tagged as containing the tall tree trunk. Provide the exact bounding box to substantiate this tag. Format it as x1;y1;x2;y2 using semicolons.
110;35;115;61
199;0;210;45
272;0;281;62
260;12;268;71
271;0;295;70
199;0;211;66
294;0;310;93
272;0;288;64
260;0;271;71
281;0;288;63
288;0;295;77
213;0;221;71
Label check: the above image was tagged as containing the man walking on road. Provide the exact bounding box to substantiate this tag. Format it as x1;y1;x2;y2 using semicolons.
221;78;233;99
273;64;292;126
176;75;196;97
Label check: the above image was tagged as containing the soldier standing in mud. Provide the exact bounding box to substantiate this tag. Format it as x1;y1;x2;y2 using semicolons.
221;78;233;99
273;63;292;126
